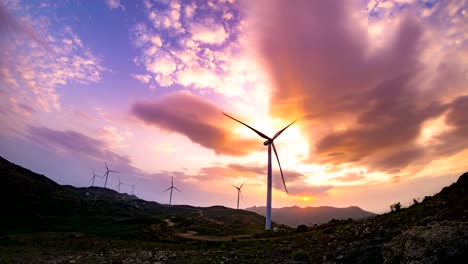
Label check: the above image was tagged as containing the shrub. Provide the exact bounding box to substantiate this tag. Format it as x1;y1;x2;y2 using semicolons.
292;249;309;262
296;224;308;233
390;202;402;212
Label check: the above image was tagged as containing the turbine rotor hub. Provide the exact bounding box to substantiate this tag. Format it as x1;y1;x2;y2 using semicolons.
263;139;271;146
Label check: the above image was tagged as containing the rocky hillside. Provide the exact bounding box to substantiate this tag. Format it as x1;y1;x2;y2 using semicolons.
304;172;468;263
1;155;467;263
246;205;375;227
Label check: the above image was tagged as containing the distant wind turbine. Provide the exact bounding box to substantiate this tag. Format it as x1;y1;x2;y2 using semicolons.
115;176;124;192
164;176;180;206
223;112;296;230
89;168;101;187
129;183;136;195
232;182;245;210
103;162;118;188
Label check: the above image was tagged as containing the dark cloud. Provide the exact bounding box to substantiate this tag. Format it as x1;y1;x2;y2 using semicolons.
431;95;468;157
248;0;467;173
131;92;259;156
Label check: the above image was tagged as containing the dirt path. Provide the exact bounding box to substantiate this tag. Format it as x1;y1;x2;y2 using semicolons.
175;230;252;242
163;218;175;227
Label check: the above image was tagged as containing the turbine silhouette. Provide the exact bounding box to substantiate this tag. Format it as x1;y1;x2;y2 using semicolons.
129;183;136;195
164;176;180;206
224;112;296;230
115;176;124;192
232;182;245;210
103;162;118;188
89;168;101;187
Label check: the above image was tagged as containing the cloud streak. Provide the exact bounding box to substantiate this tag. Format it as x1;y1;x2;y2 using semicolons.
27;126;132;169
131;92;259;156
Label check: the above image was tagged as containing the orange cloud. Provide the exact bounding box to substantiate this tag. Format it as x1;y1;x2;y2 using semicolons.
247;0;468;174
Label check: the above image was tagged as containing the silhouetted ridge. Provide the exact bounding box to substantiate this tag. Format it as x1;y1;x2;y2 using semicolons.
0;156;266;237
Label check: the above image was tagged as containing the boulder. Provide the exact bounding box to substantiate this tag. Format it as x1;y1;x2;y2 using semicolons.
383;221;468;264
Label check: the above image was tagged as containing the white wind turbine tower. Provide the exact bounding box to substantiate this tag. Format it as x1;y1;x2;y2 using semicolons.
89;168;101;187
115;176;124;192
103;162;118;188
224;113;296;230
232;182;245;210
164;176;180;206
129;184;136;195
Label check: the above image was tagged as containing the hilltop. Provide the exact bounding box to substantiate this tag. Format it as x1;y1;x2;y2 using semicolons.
246;205;374;227
1;156;467;263
0;156;266;239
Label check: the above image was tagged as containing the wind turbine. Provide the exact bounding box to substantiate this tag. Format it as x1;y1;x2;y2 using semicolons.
129;184;136;195
103;162;118;188
164;176;180;206
232;182;245;210
89;168;101;187
115;176;124;192
223;112;296;230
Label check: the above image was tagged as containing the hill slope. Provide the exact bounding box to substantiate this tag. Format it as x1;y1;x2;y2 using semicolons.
246;205;375;227
0;156;266;238
1;155;467;263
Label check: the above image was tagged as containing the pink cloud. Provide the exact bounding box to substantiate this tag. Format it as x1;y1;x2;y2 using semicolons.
131;92;259;156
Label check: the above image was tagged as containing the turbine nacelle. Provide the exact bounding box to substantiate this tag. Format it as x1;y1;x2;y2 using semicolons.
223;112;297;230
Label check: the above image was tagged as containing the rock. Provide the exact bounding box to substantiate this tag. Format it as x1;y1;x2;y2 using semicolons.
383;221;468;264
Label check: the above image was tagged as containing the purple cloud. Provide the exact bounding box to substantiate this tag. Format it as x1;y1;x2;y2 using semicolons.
27;126;133;172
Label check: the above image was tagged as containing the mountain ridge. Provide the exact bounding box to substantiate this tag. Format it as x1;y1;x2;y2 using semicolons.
246;205;375;227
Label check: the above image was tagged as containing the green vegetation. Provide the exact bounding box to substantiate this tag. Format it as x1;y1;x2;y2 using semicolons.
292;249;310;262
389;201;402;212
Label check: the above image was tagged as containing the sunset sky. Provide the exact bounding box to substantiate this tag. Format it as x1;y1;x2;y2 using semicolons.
1;0;467;213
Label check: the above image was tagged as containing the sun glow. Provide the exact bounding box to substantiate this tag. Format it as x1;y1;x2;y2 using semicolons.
302;196;310;202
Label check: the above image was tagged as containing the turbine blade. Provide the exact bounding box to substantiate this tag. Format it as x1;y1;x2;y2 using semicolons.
174;187;181;192
272;142;288;193
240;181;245;189
164;187;172;192
272;119;297;140
232;184;238;189
105;162;109;171
110;170;119;173
223;113;271;140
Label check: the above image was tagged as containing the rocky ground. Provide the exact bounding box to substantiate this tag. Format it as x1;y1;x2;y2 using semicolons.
1;155;467;263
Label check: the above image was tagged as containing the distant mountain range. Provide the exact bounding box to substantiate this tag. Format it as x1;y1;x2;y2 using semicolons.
246;205;375;227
